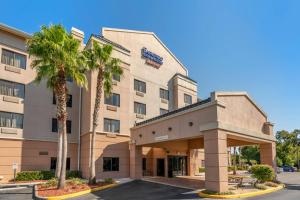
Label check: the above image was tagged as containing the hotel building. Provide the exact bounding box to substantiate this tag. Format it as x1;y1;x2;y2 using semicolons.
0;23;276;192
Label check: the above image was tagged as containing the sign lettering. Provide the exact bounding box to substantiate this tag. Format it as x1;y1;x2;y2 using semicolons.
141;47;163;69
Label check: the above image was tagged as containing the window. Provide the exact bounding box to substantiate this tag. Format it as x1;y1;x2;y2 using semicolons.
53;93;72;107
160;88;169;100
160;108;168;115
184;94;192;105
142;158;147;171
0;79;25;98
104;118;120;133
134;79;146;93
134;102;146;115
104;93;120;107
0;111;23;129
103;157;119;171
52;118;72;134
50;157;70;170
112;74;120;82
1;49;26;69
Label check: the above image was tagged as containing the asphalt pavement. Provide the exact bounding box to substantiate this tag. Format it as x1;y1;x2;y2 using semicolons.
0;172;299;200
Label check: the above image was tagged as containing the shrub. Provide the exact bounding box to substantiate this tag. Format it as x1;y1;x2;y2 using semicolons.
201;190;234;195
265;182;278;187
250;165;275;183
254;183;268;190
67;178;84;186
15;170;80;181
40;171;55;180
104;178;115;184
250;160;257;165
228;166;235;172
16;171;43;181
237;166;249;170
199;167;205;173
66;170;82;179
44;178;58;188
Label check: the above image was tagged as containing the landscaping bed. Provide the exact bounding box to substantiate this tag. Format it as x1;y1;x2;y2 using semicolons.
36;181;110;197
35;177;116;198
199;164;284;199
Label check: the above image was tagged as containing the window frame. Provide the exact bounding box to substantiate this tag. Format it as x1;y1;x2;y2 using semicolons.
103;157;119;172
134;79;146;93
159;88;169;100
112;74;120;82
53;93;73;108
104;93;120;107
50;157;70;170
160;108;169;115
134;102;146;115
103;118;120;133
0;79;25;98
52;118;72;134
1;48;27;69
0;111;24;129
184;94;192;105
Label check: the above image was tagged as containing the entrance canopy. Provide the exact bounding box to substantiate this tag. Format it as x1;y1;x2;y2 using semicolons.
130;92;276;193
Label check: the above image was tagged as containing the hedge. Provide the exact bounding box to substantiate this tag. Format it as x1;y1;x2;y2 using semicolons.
250;165;275;183
15;170;81;181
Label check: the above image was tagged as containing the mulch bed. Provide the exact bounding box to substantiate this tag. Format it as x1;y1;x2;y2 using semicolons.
37;182;109;197
7;180;47;184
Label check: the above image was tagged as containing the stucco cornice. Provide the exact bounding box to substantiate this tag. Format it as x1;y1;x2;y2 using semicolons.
199;121;276;142
131;100;224;130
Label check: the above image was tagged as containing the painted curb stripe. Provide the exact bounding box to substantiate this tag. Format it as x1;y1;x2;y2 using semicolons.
198;184;284;199
37;183;117;200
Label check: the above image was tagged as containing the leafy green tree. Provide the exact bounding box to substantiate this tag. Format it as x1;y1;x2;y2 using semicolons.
27;24;87;189
241;145;260;164
83;42;123;184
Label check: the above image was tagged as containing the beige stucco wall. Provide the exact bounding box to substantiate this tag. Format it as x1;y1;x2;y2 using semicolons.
0;139;78;182
0;28;80;143
80;133;130;179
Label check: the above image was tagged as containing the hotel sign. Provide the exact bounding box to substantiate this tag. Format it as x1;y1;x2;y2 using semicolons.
155;135;169;141
141;47;163;69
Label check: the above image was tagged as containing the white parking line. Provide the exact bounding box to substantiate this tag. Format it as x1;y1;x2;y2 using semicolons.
0;186;27;192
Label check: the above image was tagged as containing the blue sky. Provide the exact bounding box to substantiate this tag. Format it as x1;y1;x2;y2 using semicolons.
1;0;299;132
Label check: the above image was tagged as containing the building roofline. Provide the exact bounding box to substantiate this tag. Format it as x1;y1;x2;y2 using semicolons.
213;91;268;118
88;34;131;53
0;23;31;39
102;27;189;75
173;73;197;84
133;97;211;127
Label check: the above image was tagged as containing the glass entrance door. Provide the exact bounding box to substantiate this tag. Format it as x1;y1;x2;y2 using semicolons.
168;156;187;177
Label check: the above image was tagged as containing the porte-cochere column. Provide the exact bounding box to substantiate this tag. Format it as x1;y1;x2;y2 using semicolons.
260;142;276;170
204;130;228;192
130;143;142;179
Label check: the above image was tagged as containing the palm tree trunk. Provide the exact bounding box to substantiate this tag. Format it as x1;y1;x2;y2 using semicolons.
233;147;237;175
59;122;67;189
89;69;104;184
56;79;68;189
55;131;63;178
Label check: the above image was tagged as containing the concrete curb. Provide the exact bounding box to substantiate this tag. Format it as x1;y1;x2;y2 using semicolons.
34;183;117;200
198;184;284;199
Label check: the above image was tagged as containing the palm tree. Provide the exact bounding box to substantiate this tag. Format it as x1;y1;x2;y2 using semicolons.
27;24;87;189
84;42;123;184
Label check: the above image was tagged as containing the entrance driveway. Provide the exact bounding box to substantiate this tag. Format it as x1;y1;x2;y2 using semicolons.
143;176;205;190
0;186;33;200
71;180;199;200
